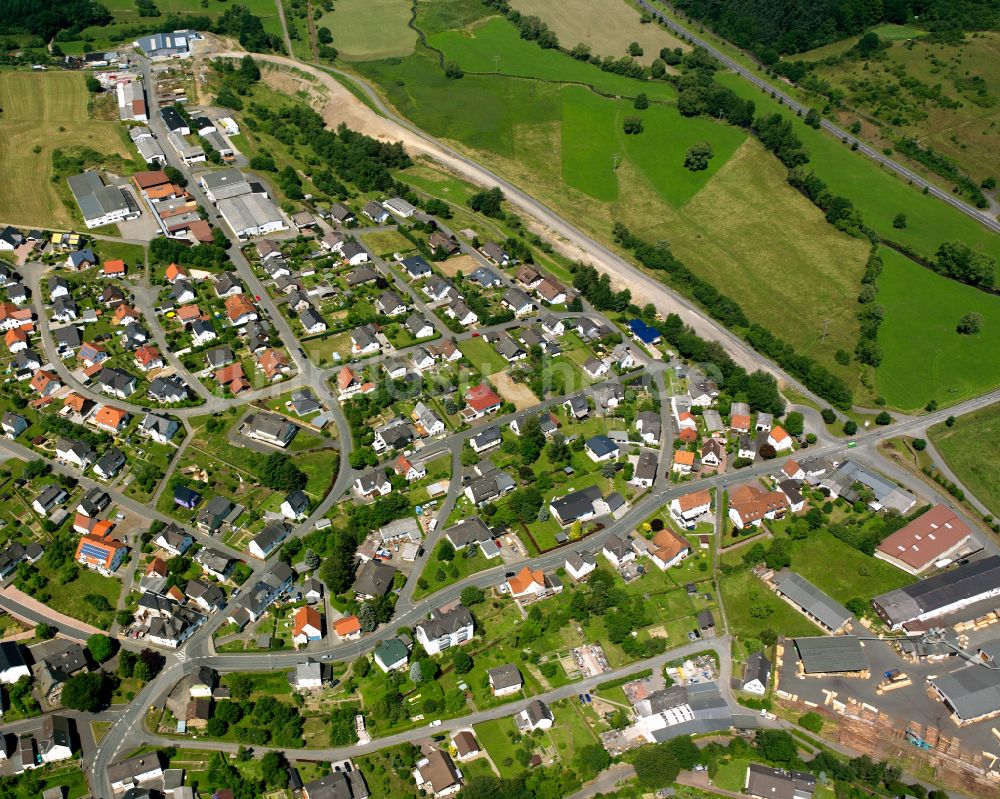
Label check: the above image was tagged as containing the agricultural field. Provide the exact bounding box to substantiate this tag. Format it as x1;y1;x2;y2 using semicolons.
0;71;135;228
317;0;416;61
929;404;1000;518
798;29;1000;185
509;0;689;65
715;72;1000;266
356;6;875;385
874;247;1000;410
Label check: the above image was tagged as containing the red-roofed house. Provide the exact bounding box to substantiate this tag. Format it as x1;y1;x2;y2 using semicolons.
767;425;793;452
165;263;188;283
30;370;61;397
292;605;323;646
5;328;27;353
333;615;361;640
670;490;712;524
76;533;127;575
134;345;163;371
337;366;360;398
672;449;695;475
102;260;126;278
224;294;257;326
728;483;788;529
93;405;129;433
394;455;426;482
463;383;501;420
177;304;202;324
782;460;805;481
257;349;289;381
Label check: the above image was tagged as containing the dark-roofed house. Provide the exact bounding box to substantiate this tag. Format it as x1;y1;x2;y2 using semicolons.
0;641;31;684
452;730;480;760
302;769;369;799
353;560;398;600
415;604;474;655
745;764;816;799
871;555;1000;630
516;699;554;731
249;521;290;559
487;664;523;696
929;664;1000;726
107;751;164;794
794;636;868;675
771;570;853;633
413;748;462;798
742;651;771;695
445;518;492;550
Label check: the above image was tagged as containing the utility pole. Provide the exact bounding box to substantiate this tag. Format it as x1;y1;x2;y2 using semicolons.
494;55;500;74
820;319;831;345
612;153;622;172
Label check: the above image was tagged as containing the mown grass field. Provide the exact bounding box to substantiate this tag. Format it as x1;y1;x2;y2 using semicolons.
787;530;913;603
929;404;1000;517
509;0;689;64
0;71;134;228
318;0;416;61
715;71;1000;266
679;139;869;373
875;247;1000;410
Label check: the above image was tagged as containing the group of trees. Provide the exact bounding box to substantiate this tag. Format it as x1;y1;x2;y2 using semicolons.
934;240;996;288
207;693;304;746
0;0;112;41
215;5;284;53
212;55;262;111
570;263;632;312
674;0;999;59
467;187;506;218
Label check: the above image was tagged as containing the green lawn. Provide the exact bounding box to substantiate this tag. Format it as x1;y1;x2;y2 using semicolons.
458;337;507;375
413;543;496;599
713;758;751;792
874;247;1000;411
720;569;821;640
361;229;415;258
561;86;621;202
35;561;121;629
929;404;1000;517
475;717;523;770
787;531;914;604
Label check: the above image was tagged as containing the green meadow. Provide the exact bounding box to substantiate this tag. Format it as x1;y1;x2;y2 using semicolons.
875;247;1000;410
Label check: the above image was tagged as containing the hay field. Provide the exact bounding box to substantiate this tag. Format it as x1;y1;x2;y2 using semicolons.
318;0;417;61
510;0;689;64
0;72;132;228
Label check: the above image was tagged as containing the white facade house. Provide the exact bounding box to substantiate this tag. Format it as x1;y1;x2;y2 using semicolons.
415;605;474;656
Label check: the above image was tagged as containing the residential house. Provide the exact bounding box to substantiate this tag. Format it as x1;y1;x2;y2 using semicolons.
292;605;323;646
93;447;127;479
413;748;463;798
488;664;523;696
728;483;789;529
602;535;636;569
415;604;474;655
333;615;362;641
670;490;712;525
75;532;127;575
355;469;392;498
353;560;397;601
565;551;597;581
248;521;291;559
400;255;432;280
516;699;554;732
672;450;695;475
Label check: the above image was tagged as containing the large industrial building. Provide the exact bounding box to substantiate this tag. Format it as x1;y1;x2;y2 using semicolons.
871;555;1000;630
874;504;976;575
199;168;286;239
67;172;141;229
